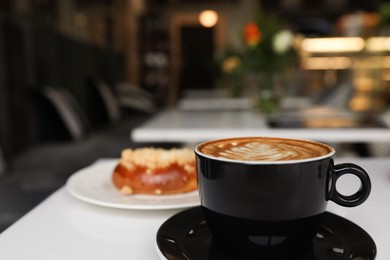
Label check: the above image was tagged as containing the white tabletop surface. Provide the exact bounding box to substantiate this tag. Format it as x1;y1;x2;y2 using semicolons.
131;109;390;144
0;157;389;260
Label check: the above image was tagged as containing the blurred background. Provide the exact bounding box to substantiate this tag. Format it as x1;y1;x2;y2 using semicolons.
1;0;390;232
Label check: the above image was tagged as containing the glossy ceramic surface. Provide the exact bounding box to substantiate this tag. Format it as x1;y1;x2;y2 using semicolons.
156;206;376;260
66;160;200;210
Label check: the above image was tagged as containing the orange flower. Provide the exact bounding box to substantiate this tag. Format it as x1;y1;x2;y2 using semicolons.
243;23;261;46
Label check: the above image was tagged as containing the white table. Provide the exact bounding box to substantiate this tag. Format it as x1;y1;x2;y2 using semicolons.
0;158;389;260
131;109;390;144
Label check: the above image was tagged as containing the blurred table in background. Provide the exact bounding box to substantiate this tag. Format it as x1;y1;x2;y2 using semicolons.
131;108;390;145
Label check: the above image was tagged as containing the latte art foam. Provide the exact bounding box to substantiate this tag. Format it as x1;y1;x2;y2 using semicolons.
198;137;332;161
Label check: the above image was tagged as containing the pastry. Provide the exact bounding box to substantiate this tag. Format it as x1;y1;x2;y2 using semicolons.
112;147;197;195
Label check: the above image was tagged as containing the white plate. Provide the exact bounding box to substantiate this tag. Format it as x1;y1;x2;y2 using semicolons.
66;159;200;210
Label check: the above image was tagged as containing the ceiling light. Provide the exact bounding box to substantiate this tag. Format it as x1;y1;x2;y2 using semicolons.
302;37;364;53
199;10;218;28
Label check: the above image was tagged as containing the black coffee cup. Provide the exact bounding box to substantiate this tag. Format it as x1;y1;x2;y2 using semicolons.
195;137;371;259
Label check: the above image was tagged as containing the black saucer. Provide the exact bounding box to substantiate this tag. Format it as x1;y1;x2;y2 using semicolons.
156;206;376;260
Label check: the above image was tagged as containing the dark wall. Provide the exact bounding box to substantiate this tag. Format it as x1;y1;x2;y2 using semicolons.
0;15;123;158
0;16;34;157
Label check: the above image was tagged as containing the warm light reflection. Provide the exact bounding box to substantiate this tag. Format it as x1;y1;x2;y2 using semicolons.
354;57;382;69
355;56;390;69
366;37;390;52
382;56;390;68
302;36;390;53
199;10;218;28
305;118;358;128
303;56;390;70
354;78;374;91
382;71;390;81
302;57;352;70
349;95;372;112
302;37;365;53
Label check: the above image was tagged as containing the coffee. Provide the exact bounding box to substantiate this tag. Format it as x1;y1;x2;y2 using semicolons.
198;137;332;161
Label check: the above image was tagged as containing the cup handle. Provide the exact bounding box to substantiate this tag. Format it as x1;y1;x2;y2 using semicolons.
328;163;371;207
